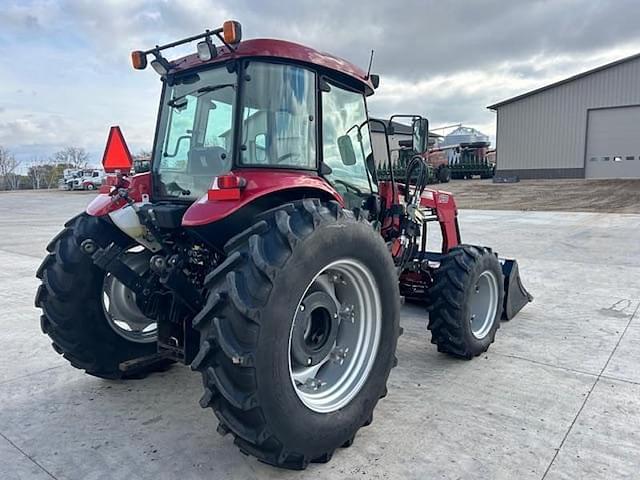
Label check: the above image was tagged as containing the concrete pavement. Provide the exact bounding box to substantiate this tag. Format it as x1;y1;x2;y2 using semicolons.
1;190;638;479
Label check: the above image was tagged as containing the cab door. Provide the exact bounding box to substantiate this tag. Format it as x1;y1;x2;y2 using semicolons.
321;81;376;210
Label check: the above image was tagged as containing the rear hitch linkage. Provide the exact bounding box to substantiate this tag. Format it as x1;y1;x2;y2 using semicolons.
80;239;204;313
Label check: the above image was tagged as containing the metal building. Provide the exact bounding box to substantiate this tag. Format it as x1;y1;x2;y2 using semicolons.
488;52;640;179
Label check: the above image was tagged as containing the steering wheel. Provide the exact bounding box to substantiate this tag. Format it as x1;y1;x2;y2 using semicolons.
277;152;303;164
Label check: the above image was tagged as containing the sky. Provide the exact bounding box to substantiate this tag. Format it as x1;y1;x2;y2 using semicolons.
1;0;640;167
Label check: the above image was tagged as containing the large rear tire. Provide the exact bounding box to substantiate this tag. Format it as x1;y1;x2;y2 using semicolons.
35;213;171;379
427;245;503;359
191;199;400;469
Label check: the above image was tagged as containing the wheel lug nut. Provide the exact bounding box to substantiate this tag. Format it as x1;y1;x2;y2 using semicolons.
307;357;312;365
302;378;325;391
330;346;349;365
339;304;356;323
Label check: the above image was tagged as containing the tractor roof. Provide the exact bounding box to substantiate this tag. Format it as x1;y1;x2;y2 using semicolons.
171;38;376;94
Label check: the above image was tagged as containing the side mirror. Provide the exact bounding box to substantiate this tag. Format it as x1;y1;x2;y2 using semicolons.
412;117;429;154
337;135;357;166
369;74;380;89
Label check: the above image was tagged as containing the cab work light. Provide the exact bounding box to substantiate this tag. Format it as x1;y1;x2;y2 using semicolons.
196;35;217;61
150;53;171;75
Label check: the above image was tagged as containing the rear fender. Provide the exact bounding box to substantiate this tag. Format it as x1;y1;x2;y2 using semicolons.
186;186;343;250
182;169;342;227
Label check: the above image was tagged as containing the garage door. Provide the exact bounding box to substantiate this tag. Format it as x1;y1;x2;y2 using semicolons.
585;106;640;179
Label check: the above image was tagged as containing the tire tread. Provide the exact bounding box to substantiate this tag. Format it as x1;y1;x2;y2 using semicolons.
192;200;396;469
427;244;503;359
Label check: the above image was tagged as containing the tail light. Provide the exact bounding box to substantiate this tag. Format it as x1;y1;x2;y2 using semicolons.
208;174;247;201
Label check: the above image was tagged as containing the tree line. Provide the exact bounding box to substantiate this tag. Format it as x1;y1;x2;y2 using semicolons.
0;145;151;191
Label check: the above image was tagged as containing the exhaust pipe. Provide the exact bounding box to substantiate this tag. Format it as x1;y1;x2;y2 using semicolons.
501;259;533;320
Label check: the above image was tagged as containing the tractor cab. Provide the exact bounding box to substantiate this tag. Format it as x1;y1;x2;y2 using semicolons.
111;21;431;218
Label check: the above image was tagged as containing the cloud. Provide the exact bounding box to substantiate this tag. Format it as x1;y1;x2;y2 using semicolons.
0;113;98;155
0;117;46;142
1;0;640;161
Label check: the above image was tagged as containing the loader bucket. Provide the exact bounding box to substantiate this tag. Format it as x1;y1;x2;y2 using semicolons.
501;259;533;320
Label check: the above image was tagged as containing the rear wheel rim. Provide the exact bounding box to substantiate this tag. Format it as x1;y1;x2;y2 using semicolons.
469;270;499;339
288;258;382;413
102;251;157;344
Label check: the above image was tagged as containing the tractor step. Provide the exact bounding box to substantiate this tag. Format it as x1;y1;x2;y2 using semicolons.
118;351;173;373
501;259;533;320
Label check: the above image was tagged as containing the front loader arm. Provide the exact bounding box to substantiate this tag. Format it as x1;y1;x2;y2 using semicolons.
379;180;461;254
418;189;461;252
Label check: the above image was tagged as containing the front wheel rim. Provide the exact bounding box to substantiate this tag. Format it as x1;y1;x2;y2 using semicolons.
288;258;382;413
469;270;499;339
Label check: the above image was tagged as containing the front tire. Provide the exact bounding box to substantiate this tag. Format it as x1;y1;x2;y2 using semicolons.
191;199;400;469
427;245;503;359
35;213;170;379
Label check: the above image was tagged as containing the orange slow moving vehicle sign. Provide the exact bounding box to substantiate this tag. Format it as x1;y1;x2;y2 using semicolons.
102;126;133;172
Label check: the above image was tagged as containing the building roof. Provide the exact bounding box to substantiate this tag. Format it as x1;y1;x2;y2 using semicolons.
370;118;442;138
370;119;412;135
487;51;640;110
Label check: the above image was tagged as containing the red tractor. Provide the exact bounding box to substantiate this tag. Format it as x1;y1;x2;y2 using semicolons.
35;21;531;470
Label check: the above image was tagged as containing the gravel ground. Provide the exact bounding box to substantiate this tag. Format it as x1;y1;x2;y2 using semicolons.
440;178;640;213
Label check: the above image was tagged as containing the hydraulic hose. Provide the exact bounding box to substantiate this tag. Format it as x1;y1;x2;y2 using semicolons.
405;154;429;206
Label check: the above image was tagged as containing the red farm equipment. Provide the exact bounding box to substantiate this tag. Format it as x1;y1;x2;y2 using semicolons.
35;21;532;470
